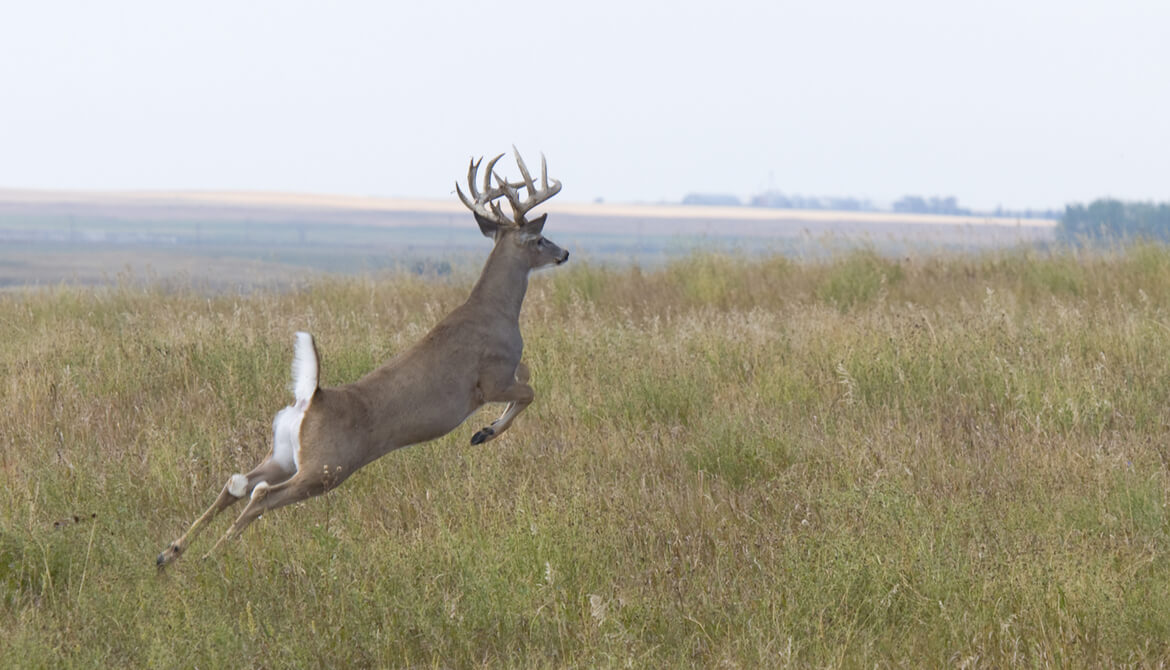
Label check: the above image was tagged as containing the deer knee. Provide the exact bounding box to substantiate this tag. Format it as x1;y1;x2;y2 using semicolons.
513;383;535;405
515;362;531;384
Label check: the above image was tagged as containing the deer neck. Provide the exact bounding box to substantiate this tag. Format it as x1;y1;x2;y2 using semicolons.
466;244;530;320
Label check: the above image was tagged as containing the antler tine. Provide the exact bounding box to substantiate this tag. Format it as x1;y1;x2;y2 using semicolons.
513;145;537;197
483;154;505;196
540;153;558;193
455;182;473;211
455;156;481;210
489;200;513;226
466;156;482;198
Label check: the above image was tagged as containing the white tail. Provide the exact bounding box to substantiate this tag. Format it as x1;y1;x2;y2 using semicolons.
291;331;318;408
157;149;568;567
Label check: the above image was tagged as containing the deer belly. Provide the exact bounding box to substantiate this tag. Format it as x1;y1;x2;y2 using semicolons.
387;398;478;447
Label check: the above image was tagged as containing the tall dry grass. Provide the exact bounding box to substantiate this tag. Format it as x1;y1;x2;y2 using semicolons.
3;245;1170;667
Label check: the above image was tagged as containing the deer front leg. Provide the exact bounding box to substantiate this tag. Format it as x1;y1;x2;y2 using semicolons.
472;362;534;445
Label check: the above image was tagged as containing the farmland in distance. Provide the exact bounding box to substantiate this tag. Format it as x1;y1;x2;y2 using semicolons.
0;188;1054;288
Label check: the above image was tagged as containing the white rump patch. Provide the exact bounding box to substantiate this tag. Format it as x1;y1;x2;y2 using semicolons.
268;331;316;476
228;473;248;498
291;331;319;409
272;405;305;474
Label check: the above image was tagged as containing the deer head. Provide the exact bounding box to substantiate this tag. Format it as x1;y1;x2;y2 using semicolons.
456;147;569;268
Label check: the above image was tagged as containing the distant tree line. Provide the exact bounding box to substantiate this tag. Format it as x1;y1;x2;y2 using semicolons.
680;190;878;211
681;193;742;207
749;191;876;212
892;195;970;216
992;206;1061;220
683;191;974;215
680;189;1060;220
1059;199;1170;243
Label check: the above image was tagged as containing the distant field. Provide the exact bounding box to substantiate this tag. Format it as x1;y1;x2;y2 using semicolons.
3;246;1170;666
0;188;1055;288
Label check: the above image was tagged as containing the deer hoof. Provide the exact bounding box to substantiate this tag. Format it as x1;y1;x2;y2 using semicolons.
471;428;494;445
156;543;181;568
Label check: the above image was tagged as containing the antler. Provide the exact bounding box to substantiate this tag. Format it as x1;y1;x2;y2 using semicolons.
455;153;511;225
455;147;561;227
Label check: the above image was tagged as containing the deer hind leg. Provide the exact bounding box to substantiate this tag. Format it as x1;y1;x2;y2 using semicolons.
156;458;294;568
472;362;535;445
202;469;327;559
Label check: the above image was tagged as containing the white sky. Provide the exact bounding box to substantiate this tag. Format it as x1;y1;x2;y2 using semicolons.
1;0;1167;210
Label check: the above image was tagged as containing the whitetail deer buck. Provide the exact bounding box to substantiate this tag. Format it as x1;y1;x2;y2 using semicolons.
156;148;568;567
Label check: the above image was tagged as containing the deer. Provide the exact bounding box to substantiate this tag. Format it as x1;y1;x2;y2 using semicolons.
156;148;568;567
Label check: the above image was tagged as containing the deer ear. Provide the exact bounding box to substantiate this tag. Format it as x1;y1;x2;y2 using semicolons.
522;213;547;235
474;213;499;239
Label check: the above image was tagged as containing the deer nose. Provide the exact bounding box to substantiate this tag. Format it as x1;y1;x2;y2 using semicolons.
557;250;569;265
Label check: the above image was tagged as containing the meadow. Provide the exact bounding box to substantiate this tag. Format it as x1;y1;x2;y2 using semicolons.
3;245;1170;667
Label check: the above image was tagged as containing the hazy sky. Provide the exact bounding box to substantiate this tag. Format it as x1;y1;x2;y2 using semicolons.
1;1;1167;210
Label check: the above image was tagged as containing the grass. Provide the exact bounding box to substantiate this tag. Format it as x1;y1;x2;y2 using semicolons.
3;244;1170;667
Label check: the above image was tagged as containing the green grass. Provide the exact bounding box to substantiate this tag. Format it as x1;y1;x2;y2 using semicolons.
4;245;1170;666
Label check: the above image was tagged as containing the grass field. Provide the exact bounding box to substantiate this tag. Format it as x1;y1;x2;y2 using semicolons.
3;245;1170;667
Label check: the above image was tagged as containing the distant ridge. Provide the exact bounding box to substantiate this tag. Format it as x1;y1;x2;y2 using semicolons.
0;188;1057;231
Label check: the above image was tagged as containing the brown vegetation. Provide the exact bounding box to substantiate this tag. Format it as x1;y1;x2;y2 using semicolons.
3;246;1169;666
